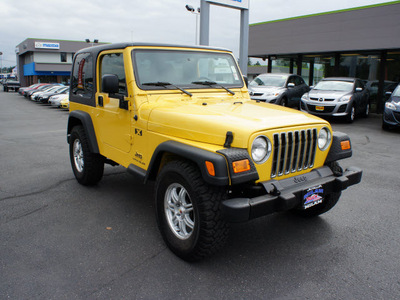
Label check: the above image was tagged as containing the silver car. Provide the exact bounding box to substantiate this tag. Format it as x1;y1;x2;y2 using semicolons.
248;73;309;107
300;77;370;123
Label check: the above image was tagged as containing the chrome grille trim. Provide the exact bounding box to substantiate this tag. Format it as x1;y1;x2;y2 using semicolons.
271;128;318;178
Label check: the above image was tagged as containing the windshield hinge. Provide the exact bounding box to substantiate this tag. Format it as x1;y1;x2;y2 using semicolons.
224;131;234;148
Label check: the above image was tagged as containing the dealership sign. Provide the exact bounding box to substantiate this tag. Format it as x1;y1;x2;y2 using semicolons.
206;0;249;9
35;42;60;50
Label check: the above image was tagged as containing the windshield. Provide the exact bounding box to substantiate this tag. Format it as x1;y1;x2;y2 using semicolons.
133;49;243;89
314;80;354;92
250;74;286;87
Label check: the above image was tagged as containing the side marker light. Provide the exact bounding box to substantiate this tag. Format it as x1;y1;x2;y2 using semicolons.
232;159;251;173
205;161;215;176
341;140;351;150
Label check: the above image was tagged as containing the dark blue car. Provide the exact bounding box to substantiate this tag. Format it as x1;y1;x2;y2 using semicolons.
382;84;400;130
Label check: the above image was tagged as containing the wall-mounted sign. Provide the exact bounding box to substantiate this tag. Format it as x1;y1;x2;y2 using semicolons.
206;0;249;9
35;42;60;50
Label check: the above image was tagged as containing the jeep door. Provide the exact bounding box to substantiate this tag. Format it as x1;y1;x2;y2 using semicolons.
96;51;132;153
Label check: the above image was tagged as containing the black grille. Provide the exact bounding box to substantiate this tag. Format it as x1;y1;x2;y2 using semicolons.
271;129;318;178
310;97;335;102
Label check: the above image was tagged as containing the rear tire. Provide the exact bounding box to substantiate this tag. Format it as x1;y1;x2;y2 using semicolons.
155;160;229;261
69;125;104;185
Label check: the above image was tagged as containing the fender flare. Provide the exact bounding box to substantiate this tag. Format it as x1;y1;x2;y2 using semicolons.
67;110;99;153
325;132;352;163
128;140;230;186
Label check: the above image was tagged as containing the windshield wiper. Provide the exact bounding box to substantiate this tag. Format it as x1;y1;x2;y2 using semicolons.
191;80;235;95
142;82;192;97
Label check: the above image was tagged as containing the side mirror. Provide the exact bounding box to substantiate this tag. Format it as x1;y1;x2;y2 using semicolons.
287;83;295;88
101;74;129;110
355;87;363;92
310;86;314;89
386;91;392;96
102;74;119;94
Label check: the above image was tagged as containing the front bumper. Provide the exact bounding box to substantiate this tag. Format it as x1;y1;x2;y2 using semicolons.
222;166;362;222
383;108;400;127
300;100;351;117
250;95;279;103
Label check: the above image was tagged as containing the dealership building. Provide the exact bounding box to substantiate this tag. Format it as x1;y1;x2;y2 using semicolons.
248;1;400;112
15;38;106;87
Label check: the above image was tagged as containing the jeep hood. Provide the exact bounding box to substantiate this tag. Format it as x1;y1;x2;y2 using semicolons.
147;100;326;148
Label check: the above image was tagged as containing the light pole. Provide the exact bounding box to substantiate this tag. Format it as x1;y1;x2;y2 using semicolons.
185;5;200;45
0;52;3;81
85;39;99;47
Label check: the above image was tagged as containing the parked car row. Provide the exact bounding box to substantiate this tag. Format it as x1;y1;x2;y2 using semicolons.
248;73;400;128
17;83;70;109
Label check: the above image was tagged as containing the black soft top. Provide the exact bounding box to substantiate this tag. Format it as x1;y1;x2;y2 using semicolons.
75;42;231;58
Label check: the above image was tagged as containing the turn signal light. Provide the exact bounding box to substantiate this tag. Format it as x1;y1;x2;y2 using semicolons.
205;161;215;176
232;159;251;173
341;140;351;150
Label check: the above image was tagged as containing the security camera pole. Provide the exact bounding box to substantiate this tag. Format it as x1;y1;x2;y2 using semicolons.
185;5;201;45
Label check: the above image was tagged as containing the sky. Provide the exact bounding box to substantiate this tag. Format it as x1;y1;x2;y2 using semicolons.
0;0;393;68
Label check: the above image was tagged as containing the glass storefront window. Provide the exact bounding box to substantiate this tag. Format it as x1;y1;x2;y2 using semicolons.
271;58;291;73
386;52;400;83
311;55;336;85
338;54;379;81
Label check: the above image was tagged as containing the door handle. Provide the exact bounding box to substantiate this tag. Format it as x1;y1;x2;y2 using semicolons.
98;95;103;107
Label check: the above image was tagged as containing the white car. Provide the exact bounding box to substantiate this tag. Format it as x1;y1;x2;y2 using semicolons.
49;94;68;107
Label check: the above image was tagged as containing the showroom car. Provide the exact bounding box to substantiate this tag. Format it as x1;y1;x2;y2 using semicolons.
248;73;310;107
382;84;400;130
300;77;370;123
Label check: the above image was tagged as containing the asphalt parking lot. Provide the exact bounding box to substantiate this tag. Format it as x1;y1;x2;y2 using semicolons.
1;89;400;299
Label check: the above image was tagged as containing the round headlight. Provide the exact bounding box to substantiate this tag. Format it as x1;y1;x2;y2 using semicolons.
318;127;332;151
251;136;272;164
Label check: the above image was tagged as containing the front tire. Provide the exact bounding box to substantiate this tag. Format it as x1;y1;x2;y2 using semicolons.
69;125;104;185
155;160;229;261
362;102;370;118
346;104;356;123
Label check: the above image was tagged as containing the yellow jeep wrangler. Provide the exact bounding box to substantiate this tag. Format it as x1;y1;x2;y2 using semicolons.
67;43;362;261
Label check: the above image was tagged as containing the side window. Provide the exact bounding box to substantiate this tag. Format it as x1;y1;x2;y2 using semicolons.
99;53;127;95
355;80;364;90
295;76;304;85
287;76;296;86
61;52;67;63
71;53;93;98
